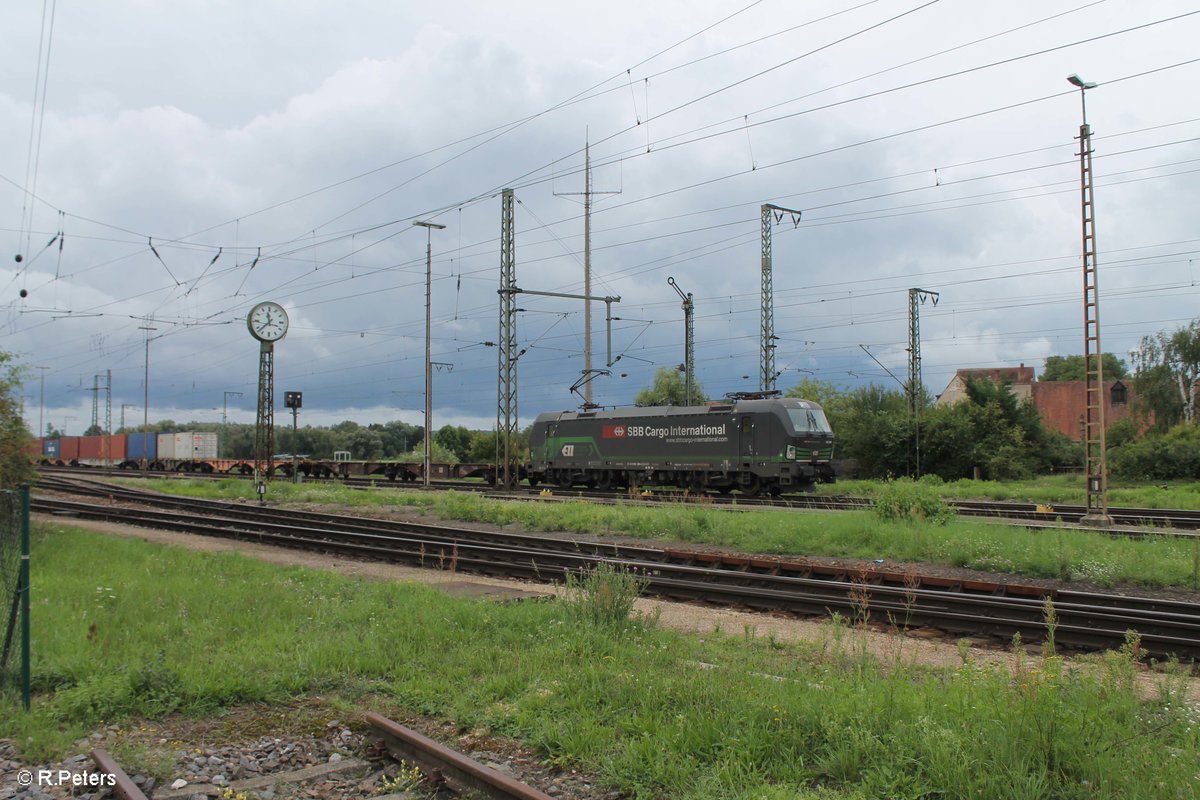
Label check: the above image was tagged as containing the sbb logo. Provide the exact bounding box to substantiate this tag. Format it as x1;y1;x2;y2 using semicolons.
602;425;627;438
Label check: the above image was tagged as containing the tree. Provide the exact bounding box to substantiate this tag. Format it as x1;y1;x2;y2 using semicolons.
829;384;911;478
784;378;848;425
635;366;708;406
1131;320;1200;428
83;423;105;436
434;425;472;461
0;353;36;488
1041;353;1128;382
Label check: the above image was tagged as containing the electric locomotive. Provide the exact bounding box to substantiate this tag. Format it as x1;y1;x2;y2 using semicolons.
527;397;834;495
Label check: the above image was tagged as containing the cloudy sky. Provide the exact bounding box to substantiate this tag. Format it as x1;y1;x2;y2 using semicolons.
3;0;1199;438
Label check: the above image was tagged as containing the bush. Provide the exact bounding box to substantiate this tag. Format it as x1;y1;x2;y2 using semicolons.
872;478;956;525
1109;423;1200;480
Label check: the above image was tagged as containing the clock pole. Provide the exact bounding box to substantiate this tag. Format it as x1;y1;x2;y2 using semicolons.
247;301;288;502
254;340;275;498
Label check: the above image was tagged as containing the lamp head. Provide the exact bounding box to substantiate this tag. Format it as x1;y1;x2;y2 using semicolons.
1067;74;1097;89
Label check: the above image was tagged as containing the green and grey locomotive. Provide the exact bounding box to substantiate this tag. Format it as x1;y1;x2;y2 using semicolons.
527;397;834;495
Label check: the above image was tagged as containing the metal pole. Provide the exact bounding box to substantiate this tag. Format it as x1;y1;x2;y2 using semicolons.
35;366;47;438
1071;74;1110;526
19;483;30;711
292;407;299;484
222;391;243;459
413;220;446;488
139;323;157;470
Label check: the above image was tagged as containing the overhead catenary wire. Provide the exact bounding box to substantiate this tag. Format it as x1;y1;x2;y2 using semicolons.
13;5;1200;422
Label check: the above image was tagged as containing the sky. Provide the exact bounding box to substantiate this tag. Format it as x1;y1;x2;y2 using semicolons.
3;0;1199;438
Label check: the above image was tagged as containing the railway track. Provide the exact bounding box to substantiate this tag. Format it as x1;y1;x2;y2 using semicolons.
34;476;1200;662
37;464;1200;533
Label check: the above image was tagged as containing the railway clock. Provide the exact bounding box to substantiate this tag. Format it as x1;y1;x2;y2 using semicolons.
247;301;289;342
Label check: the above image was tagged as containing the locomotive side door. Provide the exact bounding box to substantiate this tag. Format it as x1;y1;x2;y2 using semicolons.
739;416;755;459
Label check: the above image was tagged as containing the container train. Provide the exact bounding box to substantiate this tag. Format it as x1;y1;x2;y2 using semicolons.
527;397;835;495
33;398;836;495
31;432;493;480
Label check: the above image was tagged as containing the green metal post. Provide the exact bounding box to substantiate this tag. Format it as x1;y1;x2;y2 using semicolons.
19;483;30;711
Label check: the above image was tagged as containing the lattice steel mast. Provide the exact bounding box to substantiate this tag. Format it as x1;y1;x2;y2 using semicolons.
760;204;802;393
497;188;519;488
907;289;938;415
908;288;938;478
668;277;694;404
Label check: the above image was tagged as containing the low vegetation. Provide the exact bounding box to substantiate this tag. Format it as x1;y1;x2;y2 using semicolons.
3;526;1197;799
828;473;1200;510
135;478;1200;591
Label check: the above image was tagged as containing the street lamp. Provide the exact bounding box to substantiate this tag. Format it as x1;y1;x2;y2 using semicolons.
413;219;446;488
1067;73;1097;128
1067;72;1111;525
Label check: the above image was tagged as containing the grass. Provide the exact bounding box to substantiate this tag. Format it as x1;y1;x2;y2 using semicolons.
2;525;1198;799
828;474;1200;509
134;478;1200;591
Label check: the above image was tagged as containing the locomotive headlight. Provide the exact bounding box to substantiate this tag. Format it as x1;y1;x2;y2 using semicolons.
786;445;796;460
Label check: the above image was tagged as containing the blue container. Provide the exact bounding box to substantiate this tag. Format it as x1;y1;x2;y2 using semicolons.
127;432;157;460
43;439;60;457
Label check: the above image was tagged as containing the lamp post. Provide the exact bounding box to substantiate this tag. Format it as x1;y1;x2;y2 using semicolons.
1068;72;1111;525
413;219;446;488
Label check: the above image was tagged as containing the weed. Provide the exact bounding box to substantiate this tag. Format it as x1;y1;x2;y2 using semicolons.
562;561;648;630
872;478;955;525
1042;597;1057;658
381;762;423;793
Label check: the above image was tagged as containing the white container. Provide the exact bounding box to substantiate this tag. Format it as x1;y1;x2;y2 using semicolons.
157;432;177;459
174;432;218;460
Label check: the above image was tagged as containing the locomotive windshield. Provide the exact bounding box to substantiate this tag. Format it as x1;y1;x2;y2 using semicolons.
787;407;832;434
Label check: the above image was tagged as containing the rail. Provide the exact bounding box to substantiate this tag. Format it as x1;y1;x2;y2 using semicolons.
367;713;556;800
32;479;1200;661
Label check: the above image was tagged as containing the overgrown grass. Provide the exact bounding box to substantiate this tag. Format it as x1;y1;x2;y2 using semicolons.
134;479;1200;591
2;526;1198;799
828;474;1200;509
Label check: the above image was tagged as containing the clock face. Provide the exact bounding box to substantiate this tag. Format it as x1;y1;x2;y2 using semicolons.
247;302;289;342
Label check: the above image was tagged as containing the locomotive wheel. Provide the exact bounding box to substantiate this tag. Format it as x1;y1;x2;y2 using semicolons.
593;470;613;490
741;475;762;497
556;471;573;489
716;485;733;495
527;475;539;489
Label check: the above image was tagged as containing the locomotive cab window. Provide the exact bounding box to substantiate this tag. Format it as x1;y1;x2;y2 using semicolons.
787;408;832;433
740;417;753;433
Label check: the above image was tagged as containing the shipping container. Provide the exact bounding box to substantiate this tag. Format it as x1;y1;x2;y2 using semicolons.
79;434;128;462
174;432;218;460
155;431;218;461
59;436;80;461
127;432;157;461
42;438;59;458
